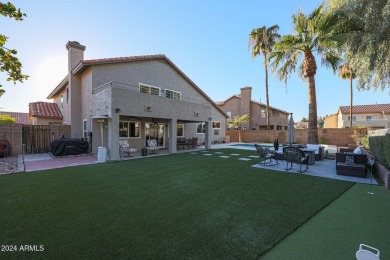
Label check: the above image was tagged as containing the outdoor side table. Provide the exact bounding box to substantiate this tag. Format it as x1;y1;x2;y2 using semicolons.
302;149;316;165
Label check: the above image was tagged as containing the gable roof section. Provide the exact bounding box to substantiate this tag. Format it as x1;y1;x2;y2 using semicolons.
338;104;390;114
0;112;31;124
49;54;227;118
47;76;68;99
217;94;290;115
29;102;63;118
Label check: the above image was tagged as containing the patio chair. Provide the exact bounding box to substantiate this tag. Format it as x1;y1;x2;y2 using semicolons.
356;244;380;260
255;144;278;166
147;139;159;154
283;146;309;173
119;140;138;158
336;148;368;178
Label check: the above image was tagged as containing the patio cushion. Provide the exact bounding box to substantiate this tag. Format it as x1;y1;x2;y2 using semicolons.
353;147;362;154
306;144;320;154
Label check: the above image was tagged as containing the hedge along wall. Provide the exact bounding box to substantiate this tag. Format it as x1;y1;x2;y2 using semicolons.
0;123;23;155
225;128;367;146
369;134;390;169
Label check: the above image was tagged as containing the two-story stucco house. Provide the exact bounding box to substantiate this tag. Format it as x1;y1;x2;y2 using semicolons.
324;104;390;129
216;87;289;130
47;41;227;160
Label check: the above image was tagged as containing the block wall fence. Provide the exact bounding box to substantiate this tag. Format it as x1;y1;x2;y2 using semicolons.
226;128;367;147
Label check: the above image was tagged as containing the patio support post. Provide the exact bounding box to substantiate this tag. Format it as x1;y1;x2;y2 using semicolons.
205;122;211;149
108;113;120;161
168;118;177;153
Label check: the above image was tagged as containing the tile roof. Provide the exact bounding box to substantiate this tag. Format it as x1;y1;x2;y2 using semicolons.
0;112;31;124
29;102;63;118
339;104;390;114
217;95;290;115
49;54;228;118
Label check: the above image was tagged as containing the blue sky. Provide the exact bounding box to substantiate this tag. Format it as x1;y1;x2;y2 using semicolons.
1;0;388;121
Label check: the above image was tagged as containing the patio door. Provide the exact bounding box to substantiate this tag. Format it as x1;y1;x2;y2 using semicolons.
145;123;165;148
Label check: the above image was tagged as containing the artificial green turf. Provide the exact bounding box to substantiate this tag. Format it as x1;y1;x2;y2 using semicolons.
262;183;390;259
0;149;353;259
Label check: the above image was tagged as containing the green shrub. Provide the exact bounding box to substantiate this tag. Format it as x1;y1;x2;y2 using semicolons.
369;134;390;169
360;135;369;149
319;136;328;144
263;138;272;143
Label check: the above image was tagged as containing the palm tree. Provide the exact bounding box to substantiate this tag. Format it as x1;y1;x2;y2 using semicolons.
249;25;280;130
228;115;250;143
338;64;356;128
269;5;341;144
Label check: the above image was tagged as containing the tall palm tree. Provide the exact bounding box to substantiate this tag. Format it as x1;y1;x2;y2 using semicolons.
338;64;356;128
249;25;280;130
269;5;341;144
228;115;250;143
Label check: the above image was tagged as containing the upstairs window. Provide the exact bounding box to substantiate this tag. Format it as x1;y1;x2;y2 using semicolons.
165;89;181;100
347;116;356;121
139;84;160;96
227;111;231;118
60;95;64;108
261;109;265;117
366;116;375;121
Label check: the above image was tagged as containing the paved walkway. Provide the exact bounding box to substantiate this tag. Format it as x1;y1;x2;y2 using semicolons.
252;159;377;185
23;154;98;172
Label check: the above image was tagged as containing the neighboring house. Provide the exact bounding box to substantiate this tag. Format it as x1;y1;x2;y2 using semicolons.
216;87;289;130
46;41;227;160
324;104;390;129
0;111;31;124
294;121;308;129
29;102;63;125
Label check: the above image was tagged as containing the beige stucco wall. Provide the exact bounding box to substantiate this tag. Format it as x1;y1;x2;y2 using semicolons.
52;82;70;125
338;111;388;128
78;59;226;159
31;117;63;125
324;114;338;128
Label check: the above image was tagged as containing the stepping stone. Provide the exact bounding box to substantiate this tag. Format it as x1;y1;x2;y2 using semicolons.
238;158;251;161
190;152;198;154
230;154;240;156
248;155;260;158
219;156;230;158
214;152;224;154
201;151;209;153
203;154;213;156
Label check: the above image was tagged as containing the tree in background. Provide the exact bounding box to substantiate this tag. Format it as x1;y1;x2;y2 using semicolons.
338;63;356;128
0;2;28;97
0;114;15;124
327;0;389;91
228;115;250;143
301;117;308;122
270;5;341;144
317;116;324;128
249;25;280;130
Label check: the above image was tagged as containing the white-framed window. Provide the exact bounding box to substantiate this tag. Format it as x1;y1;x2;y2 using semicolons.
82;119;88;138
227;111;231;118
261;109;266;117
347;115;357;121
196;122;206;134
177;124;184;137
66;87;69;103
139;83;160;96
212;121;221;129
165;89;181;100
366;115;375;121
60;95;64;108
119;121;141;138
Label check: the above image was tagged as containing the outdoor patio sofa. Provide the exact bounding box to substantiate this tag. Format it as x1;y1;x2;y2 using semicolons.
336;148;368;178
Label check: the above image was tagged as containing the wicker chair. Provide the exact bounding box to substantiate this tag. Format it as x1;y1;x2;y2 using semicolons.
255;144;278;166
283;146;309;173
336;148;368;178
147;139;160;154
119;140;137;158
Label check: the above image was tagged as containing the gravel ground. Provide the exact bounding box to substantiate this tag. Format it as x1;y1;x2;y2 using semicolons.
0;156;18;174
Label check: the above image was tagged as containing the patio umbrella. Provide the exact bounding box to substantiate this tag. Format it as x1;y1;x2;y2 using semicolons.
287;113;295;145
